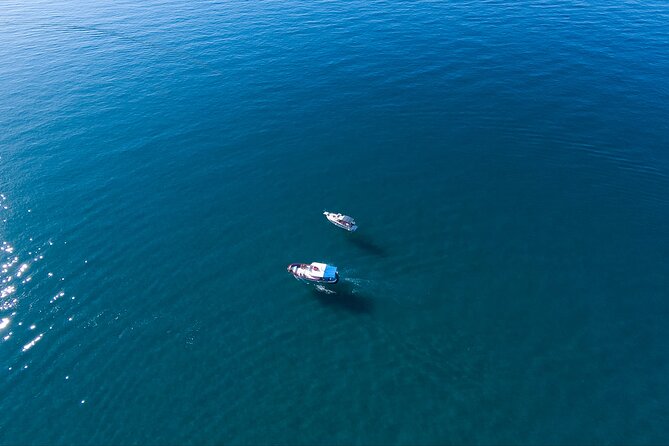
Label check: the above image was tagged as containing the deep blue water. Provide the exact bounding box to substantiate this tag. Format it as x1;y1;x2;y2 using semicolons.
1;0;669;444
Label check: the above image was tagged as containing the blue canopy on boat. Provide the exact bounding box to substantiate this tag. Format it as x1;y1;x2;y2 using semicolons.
323;265;338;280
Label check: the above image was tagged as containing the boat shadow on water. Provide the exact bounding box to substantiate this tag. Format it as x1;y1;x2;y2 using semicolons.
310;281;374;314
345;233;388;257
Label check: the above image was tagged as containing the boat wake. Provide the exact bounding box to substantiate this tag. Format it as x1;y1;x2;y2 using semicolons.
311;282;374;314
341;277;372;288
313;276;373;296
314;284;336;295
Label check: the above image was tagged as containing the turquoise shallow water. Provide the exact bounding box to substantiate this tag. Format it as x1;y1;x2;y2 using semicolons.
1;0;669;444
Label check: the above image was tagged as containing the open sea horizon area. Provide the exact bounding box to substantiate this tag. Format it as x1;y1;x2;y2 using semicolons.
1;0;668;444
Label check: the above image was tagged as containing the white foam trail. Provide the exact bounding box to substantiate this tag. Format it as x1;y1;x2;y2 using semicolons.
314;285;336;295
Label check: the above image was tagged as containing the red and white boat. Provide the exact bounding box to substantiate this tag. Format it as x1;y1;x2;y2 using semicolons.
287;262;339;284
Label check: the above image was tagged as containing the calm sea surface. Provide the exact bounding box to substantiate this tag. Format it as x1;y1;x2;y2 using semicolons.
1;0;668;444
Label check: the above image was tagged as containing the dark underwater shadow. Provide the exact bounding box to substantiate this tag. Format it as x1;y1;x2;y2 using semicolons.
310;280;374;315
345;233;388;257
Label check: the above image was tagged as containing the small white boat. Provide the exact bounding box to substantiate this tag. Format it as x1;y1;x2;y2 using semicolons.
323;211;357;232
287;262;339;284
